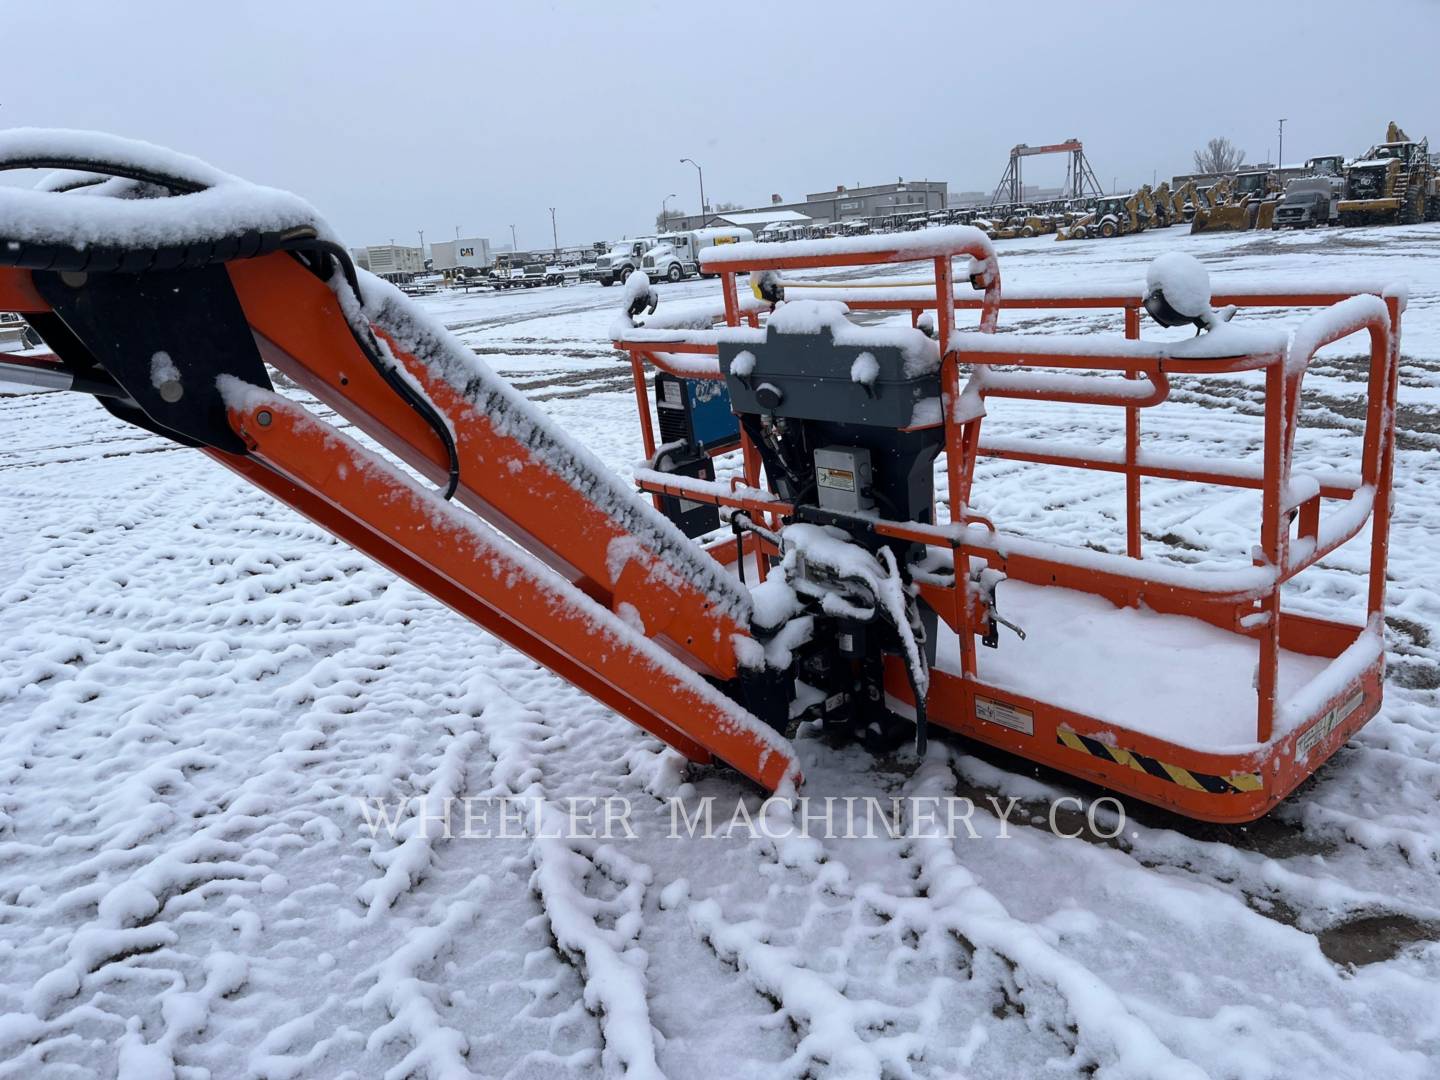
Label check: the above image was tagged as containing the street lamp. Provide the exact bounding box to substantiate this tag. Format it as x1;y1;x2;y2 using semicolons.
509;224;517;252
549;207;558;254
1278;118;1287;170
663;192;678;229
680;158;707;227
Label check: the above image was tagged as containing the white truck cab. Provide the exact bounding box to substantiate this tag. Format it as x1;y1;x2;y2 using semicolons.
595;237;655;287
641;226;753;282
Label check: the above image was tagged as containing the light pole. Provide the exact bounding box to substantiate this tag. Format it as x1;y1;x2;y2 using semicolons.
418;229;424;270
509;224;517;252
662;192;678;230
549;207;558;254
680;158;707;227
1277;118;1287;169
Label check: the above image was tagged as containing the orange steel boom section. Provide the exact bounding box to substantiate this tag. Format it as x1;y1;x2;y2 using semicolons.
615;233;1400;822
0;256;799;794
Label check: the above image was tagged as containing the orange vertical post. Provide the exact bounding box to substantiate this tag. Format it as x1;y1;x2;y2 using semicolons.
1123;304;1142;559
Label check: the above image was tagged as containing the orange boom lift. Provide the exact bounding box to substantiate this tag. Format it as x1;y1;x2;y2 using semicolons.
0;134;1401;822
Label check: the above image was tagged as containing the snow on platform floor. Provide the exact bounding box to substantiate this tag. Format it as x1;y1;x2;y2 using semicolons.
1;224;1439;1078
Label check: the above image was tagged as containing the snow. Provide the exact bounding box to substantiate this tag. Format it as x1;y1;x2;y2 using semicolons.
1145;251;1212;318
0;128;330;252
753;299;941;375
939;579;1331;750
622;268;653;304
4;216;1440;1078
850;351;879;387
148;351;180;395
950;322;1287;361
700;224;995;268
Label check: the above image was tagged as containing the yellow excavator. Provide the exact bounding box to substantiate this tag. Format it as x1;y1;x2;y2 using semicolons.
1190;170;1280;234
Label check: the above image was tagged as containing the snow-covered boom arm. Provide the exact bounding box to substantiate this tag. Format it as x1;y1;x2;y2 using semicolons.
0;130;798;790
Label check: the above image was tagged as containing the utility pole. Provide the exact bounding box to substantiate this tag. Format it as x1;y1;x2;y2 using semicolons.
509;224;516;252
1278;118;1287;170
549;207;557;254
681;158;707;227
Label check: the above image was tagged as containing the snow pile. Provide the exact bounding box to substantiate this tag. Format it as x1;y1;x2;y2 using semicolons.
850;351;879;387
766;299;852;335
759;299;941;375
621;268;653;310
1145;252;1211;318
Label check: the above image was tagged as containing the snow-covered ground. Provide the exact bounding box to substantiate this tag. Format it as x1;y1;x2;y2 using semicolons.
2;224;1439;1079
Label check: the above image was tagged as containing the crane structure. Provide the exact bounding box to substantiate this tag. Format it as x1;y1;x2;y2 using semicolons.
989;138;1105;207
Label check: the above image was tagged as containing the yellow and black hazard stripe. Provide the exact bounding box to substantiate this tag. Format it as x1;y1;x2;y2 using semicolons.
1056;730;1261;795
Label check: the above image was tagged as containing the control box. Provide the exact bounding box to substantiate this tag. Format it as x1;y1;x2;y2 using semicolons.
655;372;740;452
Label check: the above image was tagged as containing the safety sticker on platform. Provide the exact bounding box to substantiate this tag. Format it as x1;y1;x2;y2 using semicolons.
1055;729;1262;795
1295;690;1364;759
975;696;1034;736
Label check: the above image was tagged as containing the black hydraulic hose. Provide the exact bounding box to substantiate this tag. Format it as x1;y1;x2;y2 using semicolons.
0;154;210;194
903;660;928;757
279;237;460;499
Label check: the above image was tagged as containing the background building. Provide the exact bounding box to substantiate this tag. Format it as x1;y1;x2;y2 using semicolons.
669;179;948;231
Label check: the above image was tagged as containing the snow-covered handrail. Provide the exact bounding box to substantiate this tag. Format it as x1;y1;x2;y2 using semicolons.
697;225;995;270
950;325;1287;365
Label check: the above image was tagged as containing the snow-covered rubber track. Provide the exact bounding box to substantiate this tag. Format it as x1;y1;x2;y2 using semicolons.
2;225;1439;1078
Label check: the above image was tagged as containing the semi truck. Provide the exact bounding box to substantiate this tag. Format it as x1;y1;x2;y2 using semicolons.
640;227;753;283
594;237;655;287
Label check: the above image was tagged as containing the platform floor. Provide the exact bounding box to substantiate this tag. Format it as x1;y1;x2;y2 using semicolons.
936;579;1335;752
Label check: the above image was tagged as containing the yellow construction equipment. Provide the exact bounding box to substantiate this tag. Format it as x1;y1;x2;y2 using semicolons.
1190;170;1279;234
1338;122;1438;226
1055;189;1145;240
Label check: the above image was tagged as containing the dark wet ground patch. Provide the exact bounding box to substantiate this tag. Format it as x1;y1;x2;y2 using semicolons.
1315;912;1440;967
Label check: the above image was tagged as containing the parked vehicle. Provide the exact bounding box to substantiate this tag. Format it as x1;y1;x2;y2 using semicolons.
640;227;753;283
1273;160;1347;229
488;253;530;290
595;238;654;287
1339;123;1437;227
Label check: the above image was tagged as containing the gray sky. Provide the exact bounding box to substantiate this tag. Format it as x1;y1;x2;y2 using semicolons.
5;0;1437;250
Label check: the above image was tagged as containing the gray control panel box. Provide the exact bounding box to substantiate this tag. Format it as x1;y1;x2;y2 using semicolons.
719;326;939;430
815;445;874;513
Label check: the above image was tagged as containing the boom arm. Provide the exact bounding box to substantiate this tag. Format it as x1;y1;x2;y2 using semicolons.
0;131;799;792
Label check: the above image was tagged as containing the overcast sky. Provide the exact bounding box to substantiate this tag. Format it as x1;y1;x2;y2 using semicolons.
5;0;1437;250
